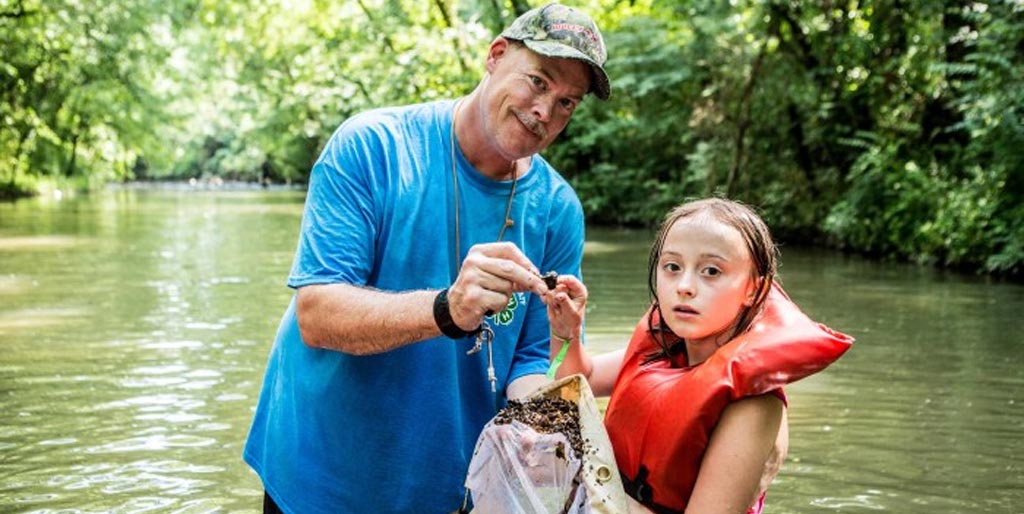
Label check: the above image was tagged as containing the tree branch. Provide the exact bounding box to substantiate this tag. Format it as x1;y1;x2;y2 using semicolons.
1;0;37;18
432;0;470;74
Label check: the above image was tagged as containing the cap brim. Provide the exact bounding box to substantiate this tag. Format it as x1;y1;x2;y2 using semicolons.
522;40;611;101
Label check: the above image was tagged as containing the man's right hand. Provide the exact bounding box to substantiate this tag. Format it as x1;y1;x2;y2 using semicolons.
446;242;548;331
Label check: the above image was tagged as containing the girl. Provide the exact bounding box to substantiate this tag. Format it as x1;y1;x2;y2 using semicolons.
545;198;852;514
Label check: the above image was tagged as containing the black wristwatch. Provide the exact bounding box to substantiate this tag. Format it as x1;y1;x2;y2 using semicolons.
433;288;482;339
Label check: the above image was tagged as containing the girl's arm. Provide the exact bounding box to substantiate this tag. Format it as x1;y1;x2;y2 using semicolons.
585;348;626;396
545;275;624;396
686;394;785;514
756;409;789;500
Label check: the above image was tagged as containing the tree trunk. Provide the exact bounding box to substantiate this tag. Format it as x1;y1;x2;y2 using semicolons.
64;133;79;177
725;17;772;197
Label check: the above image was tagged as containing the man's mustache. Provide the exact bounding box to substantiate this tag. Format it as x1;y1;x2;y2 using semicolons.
512;108;547;139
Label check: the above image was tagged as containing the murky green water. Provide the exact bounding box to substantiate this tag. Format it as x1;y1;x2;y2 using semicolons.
1;188;1021;513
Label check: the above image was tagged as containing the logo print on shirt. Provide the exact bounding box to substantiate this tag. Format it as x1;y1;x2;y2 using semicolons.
488;293;524;326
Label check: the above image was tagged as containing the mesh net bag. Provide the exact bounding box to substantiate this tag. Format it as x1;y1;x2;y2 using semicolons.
465;374;627;514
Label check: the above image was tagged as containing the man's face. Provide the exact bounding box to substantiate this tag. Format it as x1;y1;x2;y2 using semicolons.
480;39;591;161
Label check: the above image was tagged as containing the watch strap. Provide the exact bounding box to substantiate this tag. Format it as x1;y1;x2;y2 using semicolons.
433;288;482;339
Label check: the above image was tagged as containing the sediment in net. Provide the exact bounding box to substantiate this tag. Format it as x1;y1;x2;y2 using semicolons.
493;396;583;459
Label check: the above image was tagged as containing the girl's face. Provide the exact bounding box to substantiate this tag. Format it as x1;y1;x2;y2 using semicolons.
655;214;758;353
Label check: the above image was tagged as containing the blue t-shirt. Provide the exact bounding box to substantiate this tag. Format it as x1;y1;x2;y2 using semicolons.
243;100;585;514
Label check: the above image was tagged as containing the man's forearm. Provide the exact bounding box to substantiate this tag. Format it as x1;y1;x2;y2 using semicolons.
296;283;442;355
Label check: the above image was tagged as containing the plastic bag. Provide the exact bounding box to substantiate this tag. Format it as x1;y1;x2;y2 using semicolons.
465;374;627;514
467;419;586;513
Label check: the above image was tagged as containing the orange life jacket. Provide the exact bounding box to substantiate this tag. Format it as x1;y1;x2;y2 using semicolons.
604;284;854;514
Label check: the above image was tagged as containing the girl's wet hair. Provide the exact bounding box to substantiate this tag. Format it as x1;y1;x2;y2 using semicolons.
644;197;779;363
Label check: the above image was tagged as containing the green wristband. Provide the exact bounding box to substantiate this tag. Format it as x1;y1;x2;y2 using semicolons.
546;335;572;380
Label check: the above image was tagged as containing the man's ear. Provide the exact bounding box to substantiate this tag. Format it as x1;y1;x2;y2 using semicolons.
485;37;511;73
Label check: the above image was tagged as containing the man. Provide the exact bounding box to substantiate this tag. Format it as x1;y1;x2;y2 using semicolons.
243;3;611;513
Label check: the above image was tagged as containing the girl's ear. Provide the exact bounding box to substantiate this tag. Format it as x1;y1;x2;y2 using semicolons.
744;277;765;306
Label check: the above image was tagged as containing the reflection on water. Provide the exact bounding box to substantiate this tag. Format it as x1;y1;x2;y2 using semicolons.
0;189;295;512
1;190;1022;513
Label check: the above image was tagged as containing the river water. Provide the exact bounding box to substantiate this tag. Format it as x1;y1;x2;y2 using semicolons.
1;188;1021;513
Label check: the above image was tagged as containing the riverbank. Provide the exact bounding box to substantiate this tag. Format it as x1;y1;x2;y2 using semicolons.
5;180;1020;281
107;178;306;193
1;178;307;202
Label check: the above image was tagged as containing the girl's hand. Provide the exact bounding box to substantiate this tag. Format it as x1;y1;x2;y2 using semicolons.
545;274;587;341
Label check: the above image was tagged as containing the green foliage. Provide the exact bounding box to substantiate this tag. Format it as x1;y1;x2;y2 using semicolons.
2;0;1021;276
546;14;703;225
160;0;491;182
0;0;180;196
824;136;942;259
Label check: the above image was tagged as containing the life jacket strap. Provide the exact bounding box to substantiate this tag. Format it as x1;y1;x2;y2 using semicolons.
621;465;683;514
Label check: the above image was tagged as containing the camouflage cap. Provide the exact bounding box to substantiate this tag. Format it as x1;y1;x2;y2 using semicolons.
500;3;610;100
